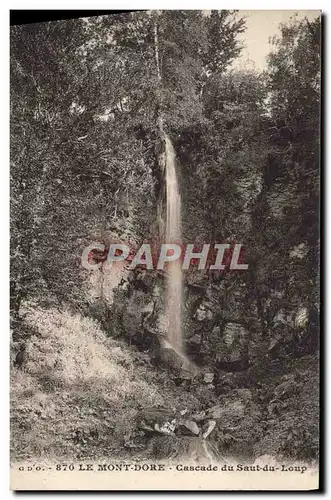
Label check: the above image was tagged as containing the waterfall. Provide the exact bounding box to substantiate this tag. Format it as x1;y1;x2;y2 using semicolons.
164;134;183;354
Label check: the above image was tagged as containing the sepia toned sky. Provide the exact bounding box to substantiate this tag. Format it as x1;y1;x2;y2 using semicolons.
233;10;321;71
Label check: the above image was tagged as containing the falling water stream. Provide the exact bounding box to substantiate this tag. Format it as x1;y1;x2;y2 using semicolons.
164;135;183;354
153;132;220;463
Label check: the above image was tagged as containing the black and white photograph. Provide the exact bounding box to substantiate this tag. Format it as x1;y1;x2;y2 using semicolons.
9;9;321;491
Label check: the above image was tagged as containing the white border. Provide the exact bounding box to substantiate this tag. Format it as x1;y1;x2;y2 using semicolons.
1;3;327;499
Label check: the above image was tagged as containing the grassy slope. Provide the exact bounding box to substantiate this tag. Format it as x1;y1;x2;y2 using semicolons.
10;306;199;462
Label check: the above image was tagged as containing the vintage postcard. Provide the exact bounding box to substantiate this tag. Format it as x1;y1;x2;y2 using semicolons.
10;9;321;491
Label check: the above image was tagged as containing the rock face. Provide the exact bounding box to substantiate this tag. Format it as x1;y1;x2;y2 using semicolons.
110;249;312;394
111;258;250;380
217;323;249;363
109;266;166;349
121;289;154;342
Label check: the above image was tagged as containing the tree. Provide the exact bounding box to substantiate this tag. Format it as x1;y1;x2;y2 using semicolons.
247;15;320;354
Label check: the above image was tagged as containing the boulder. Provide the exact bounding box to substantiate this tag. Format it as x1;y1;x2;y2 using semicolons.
135;408;176;435
203;372;214;384
178;420;200;436
195;304;213;322
202;420;216;439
